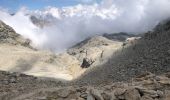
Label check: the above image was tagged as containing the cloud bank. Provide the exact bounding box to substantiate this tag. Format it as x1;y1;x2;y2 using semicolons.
0;0;170;52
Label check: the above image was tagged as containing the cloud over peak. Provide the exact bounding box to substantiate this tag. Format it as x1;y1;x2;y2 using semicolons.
0;0;170;52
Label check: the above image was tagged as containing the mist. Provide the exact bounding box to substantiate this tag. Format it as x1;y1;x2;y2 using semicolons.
0;0;170;52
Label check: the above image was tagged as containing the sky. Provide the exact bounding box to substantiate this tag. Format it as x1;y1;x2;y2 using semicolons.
0;0;101;12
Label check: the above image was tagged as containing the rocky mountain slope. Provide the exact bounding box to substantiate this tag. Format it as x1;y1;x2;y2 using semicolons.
74;19;170;85
0;20;128;80
0;19;170;100
0;20;30;47
0;20;82;80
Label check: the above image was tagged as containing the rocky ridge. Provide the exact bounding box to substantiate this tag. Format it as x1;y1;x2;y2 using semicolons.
0;20;31;47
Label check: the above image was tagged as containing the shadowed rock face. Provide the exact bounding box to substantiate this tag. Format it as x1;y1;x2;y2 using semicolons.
0;20;31;47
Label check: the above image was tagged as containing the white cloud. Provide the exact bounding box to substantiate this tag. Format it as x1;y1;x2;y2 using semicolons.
0;0;170;52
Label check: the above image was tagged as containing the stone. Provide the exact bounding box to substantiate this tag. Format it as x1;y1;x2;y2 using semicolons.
47;91;58;99
101;92;111;100
165;90;170;100
90;88;104;100
36;96;47;100
159;79;170;85
80;92;88;99
141;90;158;98
141;95;154;100
9;78;16;83
124;88;141;100
156;90;164;98
114;88;126;99
57;89;71;98
81;58;95;68
110;92;117;100
87;93;95;100
77;97;85;100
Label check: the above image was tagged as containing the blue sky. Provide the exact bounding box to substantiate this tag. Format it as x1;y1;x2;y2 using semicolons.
0;0;101;12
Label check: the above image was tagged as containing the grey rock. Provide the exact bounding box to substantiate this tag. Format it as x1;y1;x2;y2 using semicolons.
90;88;104;100
124;88;141;100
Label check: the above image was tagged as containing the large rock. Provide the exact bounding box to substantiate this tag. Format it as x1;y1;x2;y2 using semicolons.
90;88;104;100
124;88;141;100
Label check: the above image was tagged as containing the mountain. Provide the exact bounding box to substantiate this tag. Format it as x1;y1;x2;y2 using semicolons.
0;19;170;99
0;20;82;80
0;20;31;47
68;36;123;68
75;19;170;85
0;20;133;80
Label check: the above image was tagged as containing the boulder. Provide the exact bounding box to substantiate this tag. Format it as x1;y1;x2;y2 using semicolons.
124;88;141;100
